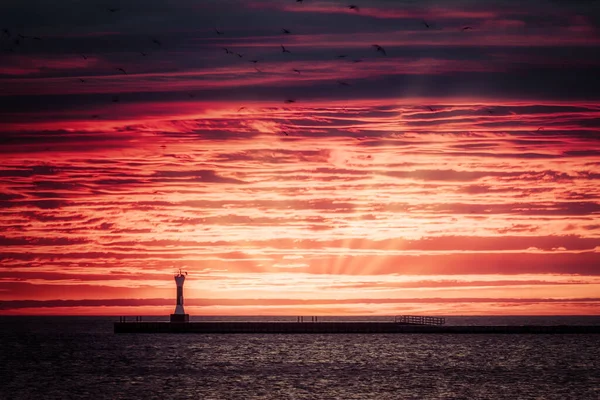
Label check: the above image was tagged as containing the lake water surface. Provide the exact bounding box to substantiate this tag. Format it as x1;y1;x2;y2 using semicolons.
1;316;599;399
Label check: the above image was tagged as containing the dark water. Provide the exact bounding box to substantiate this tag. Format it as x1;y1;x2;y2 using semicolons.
1;316;599;400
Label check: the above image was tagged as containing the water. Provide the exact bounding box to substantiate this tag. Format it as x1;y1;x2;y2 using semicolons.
1;316;599;399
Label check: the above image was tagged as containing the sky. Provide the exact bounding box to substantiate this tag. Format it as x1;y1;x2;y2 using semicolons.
1;0;599;316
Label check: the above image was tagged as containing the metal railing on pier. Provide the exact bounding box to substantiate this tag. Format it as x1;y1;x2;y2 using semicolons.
119;316;143;322
394;315;445;325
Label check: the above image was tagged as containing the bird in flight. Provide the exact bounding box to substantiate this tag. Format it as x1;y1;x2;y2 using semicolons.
337;55;348;58
282;28;291;34
2;28;10;38
223;47;232;54
235;52;243;58
151;38;162;46
238;107;246;112
249;59;259;64
116;67;127;75
285;99;296;104
80;54;88;60
187;93;195;98
107;8;119;12
422;20;430;29
297;0;303;2
281;131;289;136
372;44;386;56
462;26;473;31
79;78;86;83
337;80;351;86
112;95;120;103
293;69;301;74
536;127;544;131
352;58;363;63
255;67;263;73
428;106;435;112
215;28;224;35
281;45;291;53
348;5;359;11
140;52;147;56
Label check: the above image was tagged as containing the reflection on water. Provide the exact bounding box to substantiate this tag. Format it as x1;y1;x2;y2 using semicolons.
1;317;599;399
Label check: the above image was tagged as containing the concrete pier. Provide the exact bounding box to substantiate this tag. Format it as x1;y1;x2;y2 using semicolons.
114;321;600;334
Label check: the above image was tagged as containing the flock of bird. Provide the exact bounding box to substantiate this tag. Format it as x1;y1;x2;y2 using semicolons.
1;2;481;133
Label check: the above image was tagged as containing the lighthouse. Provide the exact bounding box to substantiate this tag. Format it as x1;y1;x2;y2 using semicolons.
170;269;189;323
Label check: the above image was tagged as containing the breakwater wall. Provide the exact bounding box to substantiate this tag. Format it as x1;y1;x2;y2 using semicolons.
114;322;600;334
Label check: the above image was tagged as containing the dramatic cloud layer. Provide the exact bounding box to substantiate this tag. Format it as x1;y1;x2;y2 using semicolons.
1;0;599;315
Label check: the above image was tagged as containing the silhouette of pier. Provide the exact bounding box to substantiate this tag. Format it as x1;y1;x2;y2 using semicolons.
114;315;600;334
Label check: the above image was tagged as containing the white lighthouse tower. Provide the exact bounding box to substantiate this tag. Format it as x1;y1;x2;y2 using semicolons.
170;269;189;323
